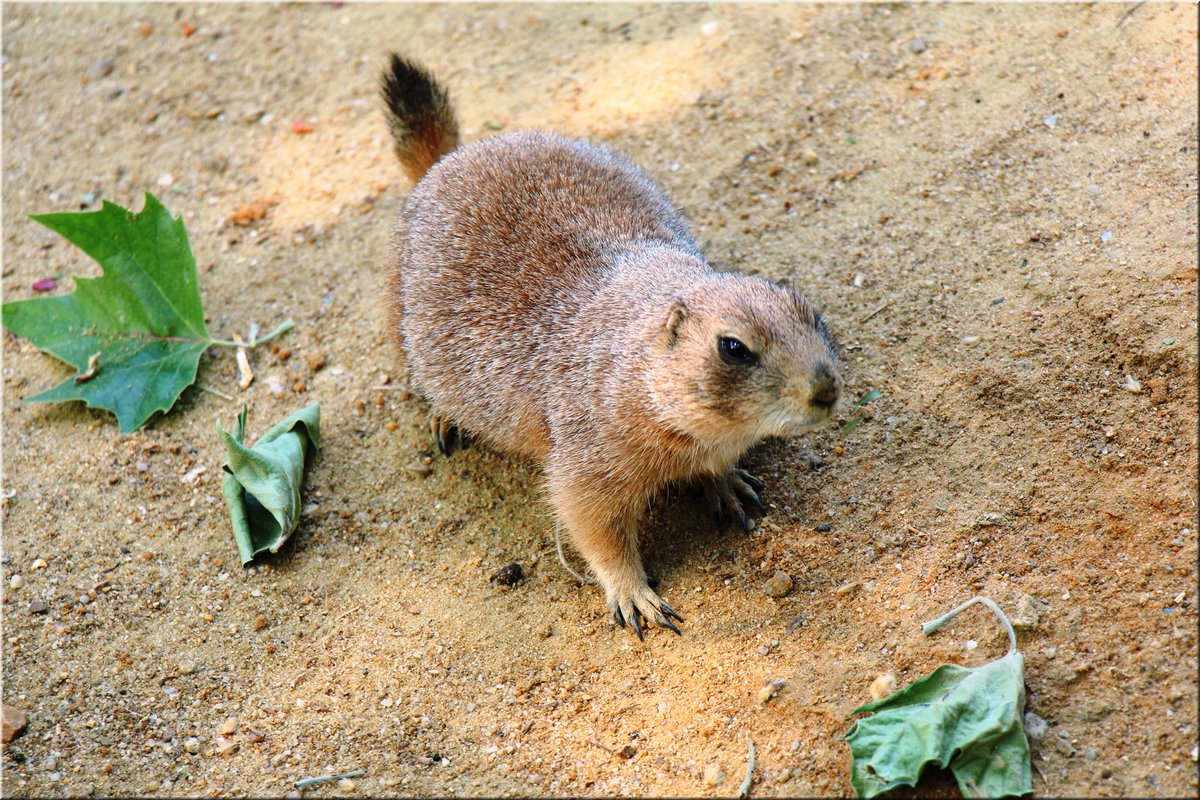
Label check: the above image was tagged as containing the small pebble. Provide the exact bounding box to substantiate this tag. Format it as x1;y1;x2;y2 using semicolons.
9;574;24;590
775;768;793;783
27;600;49;615
87;56;116;80
30;559;47;571
405;462;433;477
1011;593;1042;631
703;763;725;786
1083;747;1097;761
216;738;239;757
965;639;978;651
2;705;28;743
1022;710;1051;743
802;149;819;165
869;673;896;701
764;570;793;598
814;524;832;533
220;716;238;736
337;778;356;792
253;614;269;631
909;38;927;53
490;562;524;587
758;678;786;704
178;660;196;675
184;737;200;754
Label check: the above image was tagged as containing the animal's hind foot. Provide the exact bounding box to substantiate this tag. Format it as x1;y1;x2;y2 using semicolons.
430;413;463;456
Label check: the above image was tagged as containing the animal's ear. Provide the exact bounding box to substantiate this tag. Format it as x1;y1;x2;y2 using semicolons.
788;287;816;325
661;298;688;347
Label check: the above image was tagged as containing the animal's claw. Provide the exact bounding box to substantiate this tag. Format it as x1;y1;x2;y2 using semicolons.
608;582;683;640
701;469;767;533
431;414;460;456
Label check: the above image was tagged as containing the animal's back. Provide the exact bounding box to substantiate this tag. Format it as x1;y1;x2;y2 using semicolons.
396;130;697;456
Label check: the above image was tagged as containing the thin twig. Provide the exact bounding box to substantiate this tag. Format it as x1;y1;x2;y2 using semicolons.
922;595;1017;655
860;301;891;323
589;737;614;754
1115;1;1145;28
738;739;756;799
294;769;364;790
195;383;235;401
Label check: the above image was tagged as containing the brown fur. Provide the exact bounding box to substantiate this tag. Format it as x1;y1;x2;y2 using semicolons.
382;55;842;638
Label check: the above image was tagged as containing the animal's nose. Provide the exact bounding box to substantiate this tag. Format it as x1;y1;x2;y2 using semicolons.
809;362;840;410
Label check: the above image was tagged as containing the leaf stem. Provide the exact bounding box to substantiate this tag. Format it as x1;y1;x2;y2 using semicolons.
921;595;1017;656
195;382;235;401
210;319;294;349
738;739;756;799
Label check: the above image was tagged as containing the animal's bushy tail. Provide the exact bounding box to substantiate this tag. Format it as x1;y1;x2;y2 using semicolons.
380;53;460;183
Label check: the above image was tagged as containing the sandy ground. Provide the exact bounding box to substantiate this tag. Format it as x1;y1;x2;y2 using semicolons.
2;2;1197;797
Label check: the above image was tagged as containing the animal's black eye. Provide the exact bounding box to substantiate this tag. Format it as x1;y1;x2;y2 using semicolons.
718;336;757;366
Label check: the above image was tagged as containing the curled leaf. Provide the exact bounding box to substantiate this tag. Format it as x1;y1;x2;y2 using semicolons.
843;597;1032;799
219;404;321;565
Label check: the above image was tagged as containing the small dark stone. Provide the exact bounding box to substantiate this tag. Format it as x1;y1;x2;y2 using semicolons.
618;745;637;759
491;562;523;586
1101;768;1113;779
814;524;832;533
27;600;49;615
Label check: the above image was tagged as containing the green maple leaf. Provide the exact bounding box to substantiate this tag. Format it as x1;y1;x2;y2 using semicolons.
2;193;290;433
843;597;1033;799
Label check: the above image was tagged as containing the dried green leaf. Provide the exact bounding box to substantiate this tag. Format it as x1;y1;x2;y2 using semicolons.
843;597;1032;799
219;404;321;565
856;388;884;406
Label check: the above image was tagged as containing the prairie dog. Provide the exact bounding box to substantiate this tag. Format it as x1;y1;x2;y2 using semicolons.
382;54;842;638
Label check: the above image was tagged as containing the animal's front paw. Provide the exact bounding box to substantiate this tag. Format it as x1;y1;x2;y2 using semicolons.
701;469;766;533
606;580;684;640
